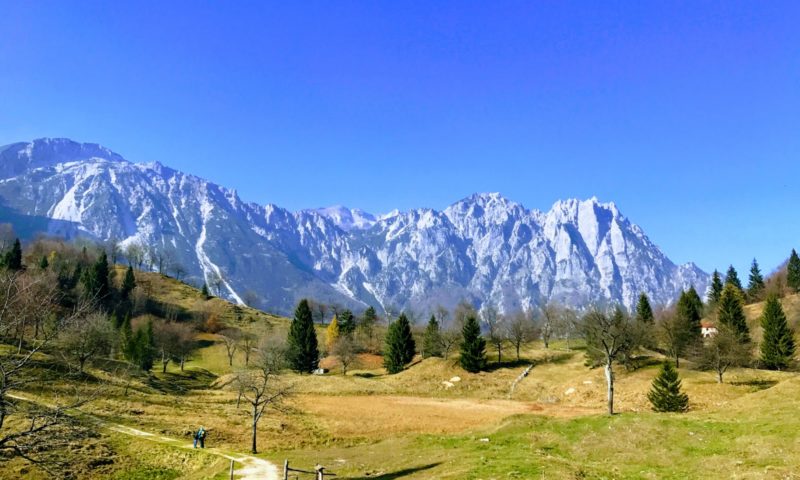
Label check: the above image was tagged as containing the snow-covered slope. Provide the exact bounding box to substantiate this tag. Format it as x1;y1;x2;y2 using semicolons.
0;138;708;315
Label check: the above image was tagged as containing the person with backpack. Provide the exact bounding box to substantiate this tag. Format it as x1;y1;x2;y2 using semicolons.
193;426;207;448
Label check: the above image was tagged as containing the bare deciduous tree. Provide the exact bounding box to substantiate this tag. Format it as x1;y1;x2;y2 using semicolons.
171;261;187;281
582;308;640;415
233;339;292;454
59;312;114;373
220;328;241;367
239;331;258;366
332;336;357;375
172;323;196;372
506;309;539;361
0;224;15;253
541;302;563;349
207;271;225;297
124;242;146;270
153;321;185;373
482;305;506;362
0;270;95;471
695;324;751;383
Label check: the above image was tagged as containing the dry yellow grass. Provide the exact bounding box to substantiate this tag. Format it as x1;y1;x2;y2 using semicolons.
294;395;529;437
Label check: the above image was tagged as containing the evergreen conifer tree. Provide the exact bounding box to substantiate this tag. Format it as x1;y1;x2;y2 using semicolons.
709;270;723;304
676;290;702;341
82;251;110;301
422;315;443;358
635;293;654;324
760;294;795;370
788;249;800;293
747;259;765;301
725;265;743;292
121;265;136;300
686;286;703;315
338;309;356;337
201;283;210;299
717;283;750;342
286;299;319;373
38;255;48;270
383;313;416;373
647;362;689;412
459;315;487;373
4;238;22;271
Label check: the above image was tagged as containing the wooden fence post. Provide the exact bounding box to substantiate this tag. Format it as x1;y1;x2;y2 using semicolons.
229;459;234;480
283;459;289;480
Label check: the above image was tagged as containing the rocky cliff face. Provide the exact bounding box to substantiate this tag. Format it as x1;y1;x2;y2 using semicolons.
0;138;708;315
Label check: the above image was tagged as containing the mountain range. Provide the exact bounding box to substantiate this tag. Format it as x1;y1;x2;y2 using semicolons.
0;138;708;316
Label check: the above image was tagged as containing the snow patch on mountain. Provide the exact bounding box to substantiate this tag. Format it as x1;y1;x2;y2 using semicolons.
0;138;709;315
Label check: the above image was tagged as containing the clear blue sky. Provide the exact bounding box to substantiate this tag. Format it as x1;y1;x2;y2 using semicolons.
1;1;798;276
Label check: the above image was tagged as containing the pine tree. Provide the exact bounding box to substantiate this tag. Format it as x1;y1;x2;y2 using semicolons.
459;315;487;373
121;265;136;300
338;309;356;337
717;283;749;342
676;290;702;341
686;286;704;315
747;259;765;302
286;299;319;373
4;238;22;271
760;294;795;370
647;362;689;412
38;255;48;270
325;314;340;352
383;313;416;373
725;265;743;292
82;251;110;301
201;283;210;299
635;293;654;324
709;270;723;304
422;315;443;358
788;249;800;293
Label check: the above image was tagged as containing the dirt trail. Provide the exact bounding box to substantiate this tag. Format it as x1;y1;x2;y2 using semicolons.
107;424;278;480
10;394;278;480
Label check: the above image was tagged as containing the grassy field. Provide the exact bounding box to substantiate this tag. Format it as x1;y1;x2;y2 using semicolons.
6;274;800;479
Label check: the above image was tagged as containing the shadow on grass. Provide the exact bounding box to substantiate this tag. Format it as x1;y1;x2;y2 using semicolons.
485;358;531;372
353;372;380;379
730;379;778;391
346;462;441;479
147;368;218;394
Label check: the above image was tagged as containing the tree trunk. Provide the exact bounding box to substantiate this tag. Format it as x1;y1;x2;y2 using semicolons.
604;361;614;415
180;357;185;372
717;369;723;384
497;345;502;363
674;352;680;368
516;344;520;361
251;406;258;454
79;357;87;373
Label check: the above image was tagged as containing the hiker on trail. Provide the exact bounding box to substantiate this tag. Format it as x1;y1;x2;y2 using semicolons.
193;426;207;448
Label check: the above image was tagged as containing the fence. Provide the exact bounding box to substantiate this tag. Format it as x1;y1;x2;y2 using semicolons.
283;459;336;480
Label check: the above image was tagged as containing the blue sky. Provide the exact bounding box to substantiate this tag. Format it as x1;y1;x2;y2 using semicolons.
1;1;798;275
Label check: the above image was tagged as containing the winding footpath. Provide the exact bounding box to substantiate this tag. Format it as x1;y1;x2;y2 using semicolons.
9;394;279;480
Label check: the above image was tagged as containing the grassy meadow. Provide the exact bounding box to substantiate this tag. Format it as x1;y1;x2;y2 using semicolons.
5;270;800;479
